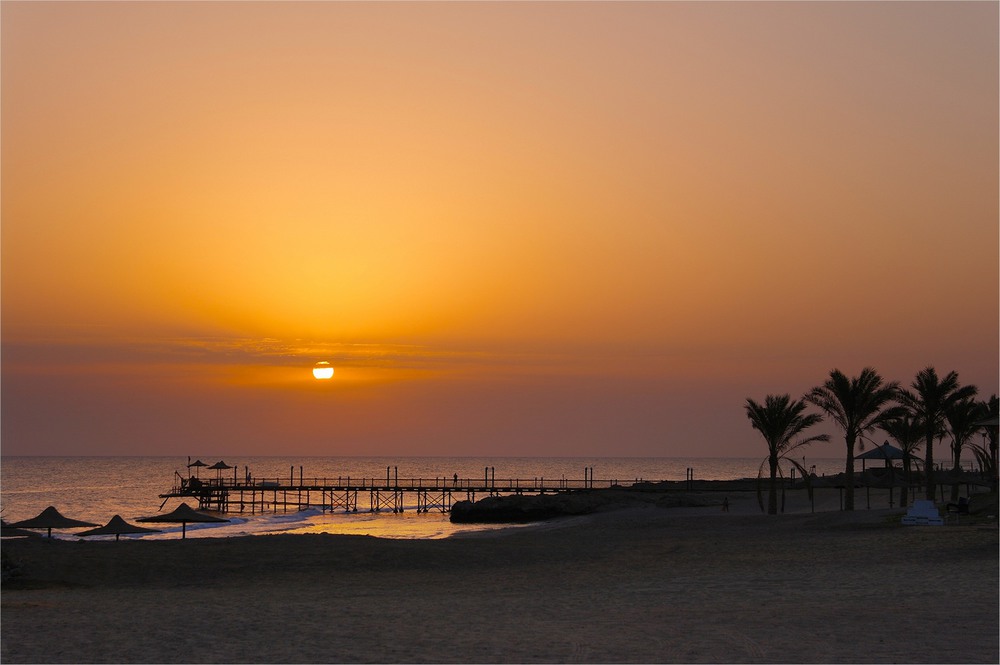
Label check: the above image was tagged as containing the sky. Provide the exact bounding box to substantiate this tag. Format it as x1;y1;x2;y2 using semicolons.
2;1;997;460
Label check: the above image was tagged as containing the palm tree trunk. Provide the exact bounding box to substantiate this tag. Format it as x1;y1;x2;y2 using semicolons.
844;434;856;511
951;441;962;502
899;458;910;508
991;438;999;493
768;456;779;515
990;437;1000;492
924;432;935;501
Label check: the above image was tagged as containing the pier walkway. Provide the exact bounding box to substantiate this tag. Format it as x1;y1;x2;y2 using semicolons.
160;466;620;514
157;464;974;515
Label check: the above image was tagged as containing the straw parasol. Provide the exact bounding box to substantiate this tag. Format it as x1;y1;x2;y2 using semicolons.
8;506;99;538
137;502;228;539
187;458;208;478
1;520;42;539
208;460;235;484
76;515;162;541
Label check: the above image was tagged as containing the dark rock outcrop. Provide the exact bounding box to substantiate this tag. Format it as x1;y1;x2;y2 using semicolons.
451;492;595;523
968;491;999;516
449;489;717;524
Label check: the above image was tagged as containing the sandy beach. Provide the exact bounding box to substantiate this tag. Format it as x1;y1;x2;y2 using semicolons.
2;502;997;664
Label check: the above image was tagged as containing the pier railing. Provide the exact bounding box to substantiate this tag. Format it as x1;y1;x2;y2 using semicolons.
163;462;996;515
173;476;630;493
164;470;655;514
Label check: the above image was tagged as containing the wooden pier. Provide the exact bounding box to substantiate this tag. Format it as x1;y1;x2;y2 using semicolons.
159;463;985;515
160;466;610;515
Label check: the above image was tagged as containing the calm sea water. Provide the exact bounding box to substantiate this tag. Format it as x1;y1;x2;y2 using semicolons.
1;455;846;540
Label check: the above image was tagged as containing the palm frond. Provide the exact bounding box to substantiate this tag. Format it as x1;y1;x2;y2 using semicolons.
969;442;995;477
805;367;899;439
779;454;815;503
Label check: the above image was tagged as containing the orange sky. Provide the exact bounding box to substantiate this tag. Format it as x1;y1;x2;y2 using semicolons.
2;1;997;458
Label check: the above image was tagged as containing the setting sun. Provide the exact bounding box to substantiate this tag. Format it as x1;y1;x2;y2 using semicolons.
312;361;334;380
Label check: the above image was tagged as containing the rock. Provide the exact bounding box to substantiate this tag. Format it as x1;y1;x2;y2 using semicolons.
449;489;709;523
450;493;592;523
968;491;999;516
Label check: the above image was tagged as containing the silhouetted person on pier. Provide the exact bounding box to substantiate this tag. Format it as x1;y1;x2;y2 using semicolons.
453;473;458;486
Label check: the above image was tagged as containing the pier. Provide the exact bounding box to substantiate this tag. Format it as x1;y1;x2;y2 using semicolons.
160;465;609;514
157;462;991;516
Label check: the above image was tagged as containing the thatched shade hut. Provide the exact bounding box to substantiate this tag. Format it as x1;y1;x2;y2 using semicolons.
8;506;98;538
77;515;162;541
138;502;228;539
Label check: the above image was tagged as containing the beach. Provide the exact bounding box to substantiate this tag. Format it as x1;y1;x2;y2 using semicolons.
2;500;997;665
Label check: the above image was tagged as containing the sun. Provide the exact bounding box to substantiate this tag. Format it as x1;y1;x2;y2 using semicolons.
312;361;334;380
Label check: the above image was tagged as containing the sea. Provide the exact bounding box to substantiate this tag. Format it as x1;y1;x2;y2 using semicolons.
1;455;847;541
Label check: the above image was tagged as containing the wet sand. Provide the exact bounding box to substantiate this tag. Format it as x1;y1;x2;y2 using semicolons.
2;503;997;664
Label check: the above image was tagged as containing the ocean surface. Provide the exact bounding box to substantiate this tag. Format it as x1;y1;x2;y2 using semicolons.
1;455;847;540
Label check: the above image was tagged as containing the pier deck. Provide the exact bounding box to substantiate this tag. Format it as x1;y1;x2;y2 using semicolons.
160;467;618;514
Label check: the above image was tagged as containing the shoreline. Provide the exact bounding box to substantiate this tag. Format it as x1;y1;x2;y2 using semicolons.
3;505;997;664
3;481;992;542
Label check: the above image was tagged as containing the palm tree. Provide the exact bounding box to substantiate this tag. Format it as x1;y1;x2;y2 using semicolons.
805;368;902;511
745;394;829;515
879;415;924;508
897;367;977;501
968;395;998;492
944;398;985;501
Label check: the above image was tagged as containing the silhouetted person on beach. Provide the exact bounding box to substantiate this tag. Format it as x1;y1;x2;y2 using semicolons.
722;497;729;512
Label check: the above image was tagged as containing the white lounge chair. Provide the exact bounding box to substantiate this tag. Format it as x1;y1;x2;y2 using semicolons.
901;499;944;526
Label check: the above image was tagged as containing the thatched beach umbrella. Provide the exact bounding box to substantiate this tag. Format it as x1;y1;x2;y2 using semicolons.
1;520;42;539
8;506;98;538
187;458;208;478
76;515;162;541
208;460;234;484
138;502;228;539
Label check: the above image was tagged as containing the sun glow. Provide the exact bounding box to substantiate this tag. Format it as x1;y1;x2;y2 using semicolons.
312;361;334;380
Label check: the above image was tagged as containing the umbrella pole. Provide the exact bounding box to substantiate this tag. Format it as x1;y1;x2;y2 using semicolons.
182;522;187;539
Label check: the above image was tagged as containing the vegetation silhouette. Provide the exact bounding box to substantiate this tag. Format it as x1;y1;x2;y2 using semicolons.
944;397;987;501
747;366;996;513
878;414;924;508
805;368;903;511
897;367;978;501
968;395;999;492
744;394;828;515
